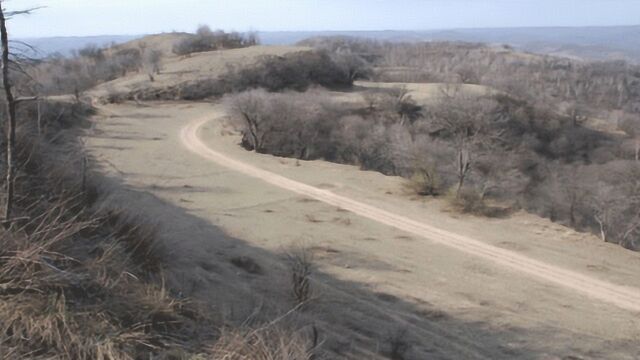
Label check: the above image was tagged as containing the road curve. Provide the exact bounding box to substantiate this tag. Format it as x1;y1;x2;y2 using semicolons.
181;116;640;313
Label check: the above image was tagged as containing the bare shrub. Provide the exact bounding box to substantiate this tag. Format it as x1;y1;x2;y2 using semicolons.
427;95;502;197
446;187;489;215
586;162;640;248
226;50;353;92
371;87;423;126
226;89;335;157
173;25;258;56
619;114;640;161
406;167;440;196
139;42;163;81
32;44;144;96
286;245;314;305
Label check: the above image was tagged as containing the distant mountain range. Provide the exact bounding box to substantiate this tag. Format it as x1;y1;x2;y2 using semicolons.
18;25;640;63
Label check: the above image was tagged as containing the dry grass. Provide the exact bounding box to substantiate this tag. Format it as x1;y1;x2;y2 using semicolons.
405;167;441;196
207;325;316;360
0;199;203;359
0;99;213;359
286;245;314;305
446;187;489;215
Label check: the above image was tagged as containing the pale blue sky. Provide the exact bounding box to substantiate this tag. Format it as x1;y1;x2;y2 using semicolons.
8;0;640;38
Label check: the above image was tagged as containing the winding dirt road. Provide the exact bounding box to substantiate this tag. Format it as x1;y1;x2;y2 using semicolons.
181;116;640;313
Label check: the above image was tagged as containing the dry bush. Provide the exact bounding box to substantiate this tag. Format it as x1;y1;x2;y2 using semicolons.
0;100;212;358
173;25;258;56
406;167;441;196
0;198;204;359
446;187;489;216
32;45;144;96
286;246;314;305
225;89;335;156
225;50;353;93
208;325;316;360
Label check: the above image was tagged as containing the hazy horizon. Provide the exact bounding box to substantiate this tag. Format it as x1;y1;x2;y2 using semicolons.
9;0;640;38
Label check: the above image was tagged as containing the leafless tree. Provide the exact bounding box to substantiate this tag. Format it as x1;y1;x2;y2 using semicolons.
227;90;268;152
588;163;640;246
371;87;423;126
332;49;371;81
456;66;479;84
139;42;163;82
620;115;640;162
0;3;37;222
428;95;500;197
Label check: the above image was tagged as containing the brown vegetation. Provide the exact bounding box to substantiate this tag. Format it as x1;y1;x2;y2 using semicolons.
208;325;316;360
221;37;639;250
0;99;215;359
286;245;314;305
228;65;640;249
172;25;258;56
30;44;149;97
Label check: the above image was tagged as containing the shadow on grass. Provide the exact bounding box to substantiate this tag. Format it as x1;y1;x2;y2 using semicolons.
88;168;640;360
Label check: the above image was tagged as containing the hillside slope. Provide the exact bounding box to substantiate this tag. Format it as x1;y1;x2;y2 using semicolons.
85;100;640;359
91;42;310;101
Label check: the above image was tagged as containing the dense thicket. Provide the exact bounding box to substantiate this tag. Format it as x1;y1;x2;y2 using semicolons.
228;84;640;249
172;25;259;56
113;50;357;102
301;37;640;118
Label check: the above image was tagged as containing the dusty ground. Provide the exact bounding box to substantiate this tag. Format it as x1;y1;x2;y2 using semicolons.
85;100;640;359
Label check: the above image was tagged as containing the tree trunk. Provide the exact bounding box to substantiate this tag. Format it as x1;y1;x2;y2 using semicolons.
456;175;465;198
0;5;16;221
455;148;470;198
635;138;639;162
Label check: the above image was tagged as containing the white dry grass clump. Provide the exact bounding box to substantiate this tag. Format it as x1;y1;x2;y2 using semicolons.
208;325;317;360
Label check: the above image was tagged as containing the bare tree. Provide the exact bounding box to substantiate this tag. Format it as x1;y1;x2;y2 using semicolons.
374;87;423;126
589;163;640;246
332;49;371;82
226;89;273;152
456;66;479;84
428;95;500;197
139;42;163;82
620;115;640;162
0;3;37;222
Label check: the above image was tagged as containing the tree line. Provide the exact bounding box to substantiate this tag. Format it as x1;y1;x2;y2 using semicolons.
228;38;640;250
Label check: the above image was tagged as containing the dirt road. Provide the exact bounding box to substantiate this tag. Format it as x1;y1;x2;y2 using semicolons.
182;116;640;313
